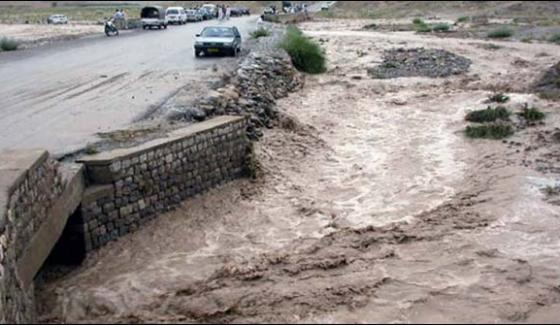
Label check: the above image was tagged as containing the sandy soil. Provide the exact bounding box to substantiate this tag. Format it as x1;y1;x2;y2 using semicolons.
37;19;560;323
0;24;102;47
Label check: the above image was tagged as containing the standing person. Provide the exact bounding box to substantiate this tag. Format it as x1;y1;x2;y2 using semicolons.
217;5;223;21
121;9;127;30
113;9;121;29
226;5;231;20
112;9;120;25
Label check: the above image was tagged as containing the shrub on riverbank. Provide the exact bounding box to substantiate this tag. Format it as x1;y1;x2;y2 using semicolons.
279;26;326;74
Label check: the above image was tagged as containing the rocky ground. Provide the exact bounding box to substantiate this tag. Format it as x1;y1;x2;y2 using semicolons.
37;18;560;323
533;61;560;100
367;47;472;79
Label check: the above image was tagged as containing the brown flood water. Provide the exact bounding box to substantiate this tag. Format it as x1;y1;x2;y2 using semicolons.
37;21;560;323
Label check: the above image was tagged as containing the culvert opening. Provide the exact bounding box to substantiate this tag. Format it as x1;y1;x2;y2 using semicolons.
36;205;86;283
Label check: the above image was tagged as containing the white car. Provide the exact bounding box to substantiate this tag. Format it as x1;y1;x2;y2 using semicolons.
185;9;202;22
166;7;187;25
47;14;68;24
201;4;218;18
321;1;336;11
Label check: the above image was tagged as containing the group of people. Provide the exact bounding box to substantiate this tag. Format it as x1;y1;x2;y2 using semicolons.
112;9;127;29
285;3;308;15
216;5;231;21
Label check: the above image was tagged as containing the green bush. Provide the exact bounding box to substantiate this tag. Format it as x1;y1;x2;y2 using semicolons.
519;105;545;121
466;123;513;139
415;22;432;33
456;16;469;23
432;23;450;32
487;27;514;38
279;26;326;74
0;37;19;51
548;33;560;44
488;92;510;103
412;18;425;25
465;106;510;123
250;27;271;39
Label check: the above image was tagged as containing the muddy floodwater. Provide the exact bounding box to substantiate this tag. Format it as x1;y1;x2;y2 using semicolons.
37;20;560;323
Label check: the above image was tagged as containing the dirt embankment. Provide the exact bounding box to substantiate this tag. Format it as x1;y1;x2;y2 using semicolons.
0;24;102;49
37;19;560;324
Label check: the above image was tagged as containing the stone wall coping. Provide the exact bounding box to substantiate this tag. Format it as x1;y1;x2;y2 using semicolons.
0;190;6;232
0;149;49;196
0;149;49;231
77;116;245;166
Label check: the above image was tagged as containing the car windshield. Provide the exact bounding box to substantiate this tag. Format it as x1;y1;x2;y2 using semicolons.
167;9;179;15
200;27;234;38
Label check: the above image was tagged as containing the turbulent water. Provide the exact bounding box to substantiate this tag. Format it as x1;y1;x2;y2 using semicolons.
37;22;560;323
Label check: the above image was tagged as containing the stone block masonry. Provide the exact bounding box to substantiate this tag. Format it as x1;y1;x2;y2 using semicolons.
0;150;83;323
77;116;250;251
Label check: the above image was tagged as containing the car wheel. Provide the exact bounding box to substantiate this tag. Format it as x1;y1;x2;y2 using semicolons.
195;50;200;58
164;24;167;29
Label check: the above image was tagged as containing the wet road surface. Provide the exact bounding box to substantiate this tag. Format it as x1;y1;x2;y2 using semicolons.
0;15;257;156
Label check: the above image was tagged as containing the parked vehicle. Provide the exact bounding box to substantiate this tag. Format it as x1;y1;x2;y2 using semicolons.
322;1;336;11
185;9;203;22
239;7;251;15
141;6;168;29
263;7;275;15
104;20;119;36
166;7;187;25
229;7;240;17
47;14;68;24
197;7;214;20
282;1;292;13
201;4;218;18
194;26;242;57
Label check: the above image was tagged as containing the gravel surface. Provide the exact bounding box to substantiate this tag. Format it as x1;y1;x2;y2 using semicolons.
367;47;472;79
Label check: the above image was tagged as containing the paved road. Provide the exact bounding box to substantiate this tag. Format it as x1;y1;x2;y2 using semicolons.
0;16;257;156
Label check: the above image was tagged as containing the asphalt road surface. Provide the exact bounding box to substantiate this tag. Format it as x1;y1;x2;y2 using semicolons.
0;15;257;156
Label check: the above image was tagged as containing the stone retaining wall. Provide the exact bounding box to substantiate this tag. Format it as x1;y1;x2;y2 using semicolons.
78;115;250;251
0;116;251;323
0;150;64;323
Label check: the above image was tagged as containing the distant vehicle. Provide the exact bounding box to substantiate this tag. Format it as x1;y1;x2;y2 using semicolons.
141;6;168;29
47;14;68;24
240;7;251;15
201;4;218;18
197;7;214;20
166;7;187;25
194;26;242;57
263;7;275;15
322;1;336;11
230;7;243;17
185;9;203;22
282;1;292;13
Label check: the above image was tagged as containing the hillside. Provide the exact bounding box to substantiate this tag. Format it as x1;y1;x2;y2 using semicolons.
325;1;560;21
